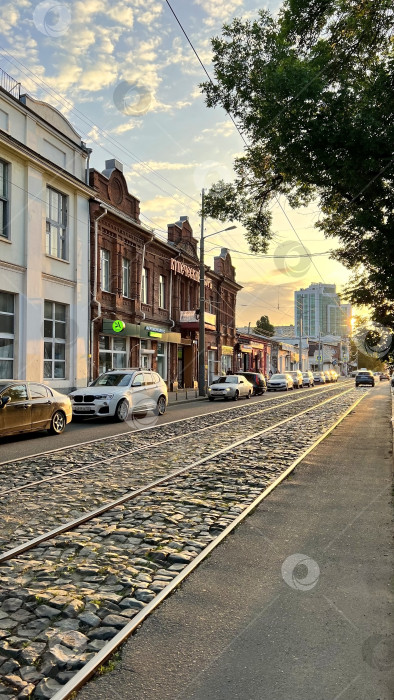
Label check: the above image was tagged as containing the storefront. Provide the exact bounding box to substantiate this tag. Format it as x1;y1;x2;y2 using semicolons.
99;319;181;384
221;345;234;374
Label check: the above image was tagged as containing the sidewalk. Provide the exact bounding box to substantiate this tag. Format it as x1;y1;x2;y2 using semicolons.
79;385;393;700
167;387;206;405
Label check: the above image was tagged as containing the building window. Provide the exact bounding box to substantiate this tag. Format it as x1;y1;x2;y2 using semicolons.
159;275;165;308
99;335;127;373
141;267;148;304
122;258;130;297
0;160;9;239
46;186;67;259
44;301;66;379
157;341;166;379
0;291;14;379
100;249;110;291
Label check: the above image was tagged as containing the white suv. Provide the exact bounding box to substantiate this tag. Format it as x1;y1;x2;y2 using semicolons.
69;369;168;421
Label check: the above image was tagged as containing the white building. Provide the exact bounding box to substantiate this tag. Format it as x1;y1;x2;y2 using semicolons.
0;70;92;391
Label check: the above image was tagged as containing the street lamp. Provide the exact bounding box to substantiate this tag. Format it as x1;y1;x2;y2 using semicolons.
198;188;237;396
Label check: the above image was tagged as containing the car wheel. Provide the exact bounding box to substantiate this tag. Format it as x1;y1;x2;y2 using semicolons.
247;390;251;399
48;410;66;435
208;397;214;401
252;388;257;396
115;399;129;422
155;395;167;415
233;390;239;401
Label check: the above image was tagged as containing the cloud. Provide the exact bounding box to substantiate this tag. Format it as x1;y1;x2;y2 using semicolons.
194;120;236;142
194;0;244;26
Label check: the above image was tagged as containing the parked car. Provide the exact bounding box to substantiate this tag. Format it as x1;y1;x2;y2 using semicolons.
286;370;304;388
267;373;294;391
313;371;326;384
329;370;339;382
237;371;267;395
69;369;168;421
355;370;375;387
324;371;333;383
0;381;72;438
302;371;315;387
207;375;253;401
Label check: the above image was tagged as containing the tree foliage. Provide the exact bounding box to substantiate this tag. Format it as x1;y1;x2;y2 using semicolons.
254;315;275;334
201;0;394;328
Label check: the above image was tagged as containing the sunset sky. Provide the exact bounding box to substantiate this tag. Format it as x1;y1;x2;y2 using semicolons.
0;0;352;328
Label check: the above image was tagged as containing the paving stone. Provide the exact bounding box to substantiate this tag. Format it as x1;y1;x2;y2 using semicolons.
77;612;100;628
101;615;129;629
1;600;22;614
34;606;60;619
50;630;88;652
87;626;118;640
34;678;63;699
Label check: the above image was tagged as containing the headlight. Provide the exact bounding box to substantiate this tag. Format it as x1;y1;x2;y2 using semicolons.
226;387;231;391
95;394;114;400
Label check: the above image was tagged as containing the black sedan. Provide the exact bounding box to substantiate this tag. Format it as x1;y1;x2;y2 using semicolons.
355;371;375;387
0;381;72;438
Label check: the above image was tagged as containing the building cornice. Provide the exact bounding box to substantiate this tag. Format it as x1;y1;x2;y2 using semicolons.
0;260;26;274
0;129;95;196
42;272;76;287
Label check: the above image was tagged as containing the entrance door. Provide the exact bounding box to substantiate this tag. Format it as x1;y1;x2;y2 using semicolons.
208;350;216;385
177;346;184;388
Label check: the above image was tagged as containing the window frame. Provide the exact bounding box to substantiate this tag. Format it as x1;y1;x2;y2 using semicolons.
43;300;67;380
98;335;128;374
141;267;148;304
100;249;110;292
0;291;14;379
159;274;166;309
46;186;68;260
122;257;131;297
0;159;10;240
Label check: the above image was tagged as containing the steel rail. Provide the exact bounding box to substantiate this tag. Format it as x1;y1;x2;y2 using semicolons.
0;380;351;468
0;382;351;496
50;390;368;700
0;385;356;563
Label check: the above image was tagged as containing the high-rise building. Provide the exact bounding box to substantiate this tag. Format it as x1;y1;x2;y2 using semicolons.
295;284;351;338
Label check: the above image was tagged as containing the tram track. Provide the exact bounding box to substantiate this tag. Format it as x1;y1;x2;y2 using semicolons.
1;383;353;553
0;381;351;495
0;385;367;700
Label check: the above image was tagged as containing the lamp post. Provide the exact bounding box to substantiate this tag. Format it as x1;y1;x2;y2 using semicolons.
198;188;236;396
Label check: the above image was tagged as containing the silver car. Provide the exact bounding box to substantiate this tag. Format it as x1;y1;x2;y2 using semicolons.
302;371;315;387
267;373;294;391
69;369;168;421
207;375;253;401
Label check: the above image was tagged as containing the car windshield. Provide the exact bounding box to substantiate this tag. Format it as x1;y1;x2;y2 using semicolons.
271;374;285;379
215;376;238;384
90;374;132;387
302;373;309;377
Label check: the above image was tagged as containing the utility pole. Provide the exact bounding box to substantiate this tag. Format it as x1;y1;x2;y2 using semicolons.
198;189;206;396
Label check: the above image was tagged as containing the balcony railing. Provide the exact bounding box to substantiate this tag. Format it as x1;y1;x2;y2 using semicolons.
0;68;21;99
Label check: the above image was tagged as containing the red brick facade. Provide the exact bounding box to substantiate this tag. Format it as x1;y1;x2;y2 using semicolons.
89;160;241;388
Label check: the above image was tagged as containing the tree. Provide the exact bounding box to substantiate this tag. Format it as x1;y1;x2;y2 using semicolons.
254;315;275;334
201;0;394;331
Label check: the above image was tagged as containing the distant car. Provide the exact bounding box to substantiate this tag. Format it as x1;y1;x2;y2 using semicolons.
267;373;294;391
286;370;304;388
313;371;326;384
324;371;333;383
0;381;72;438
329;370;338;382
302;371;314;387
379;372;390;381
207;375;253;401
237;371;267;395
69;369;168;421
355;370;375;387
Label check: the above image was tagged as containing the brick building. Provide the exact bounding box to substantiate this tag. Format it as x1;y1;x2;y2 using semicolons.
89;160;241;388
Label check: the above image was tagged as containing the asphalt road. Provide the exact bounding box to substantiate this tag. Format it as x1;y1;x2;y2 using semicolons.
78;383;393;700
0;382;347;462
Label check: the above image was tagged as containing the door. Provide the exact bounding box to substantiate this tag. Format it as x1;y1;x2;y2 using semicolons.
143;372;156;411
130;372;147;413
29;383;52;431
0;384;31;436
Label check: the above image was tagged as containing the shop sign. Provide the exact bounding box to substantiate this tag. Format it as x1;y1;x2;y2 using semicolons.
112;320;125;333
145;325;166;334
171;258;199;282
240;344;253;353
221;345;234;356
149;331;162;338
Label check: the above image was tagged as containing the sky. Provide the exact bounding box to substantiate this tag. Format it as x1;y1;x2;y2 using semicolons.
0;0;353;329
